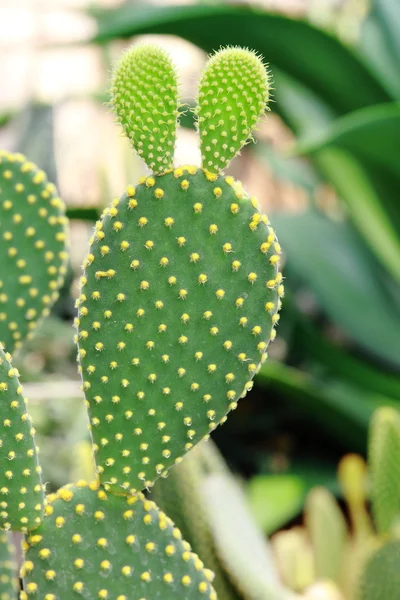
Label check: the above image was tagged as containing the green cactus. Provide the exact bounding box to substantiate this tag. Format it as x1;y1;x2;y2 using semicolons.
0;531;18;599
77;44;281;495
0;42;281;600
304;487;348;583
368;407;400;535
152;442;241;600
358;540;400;600
21;481;215;600
0;345;44;532
110;44;179;175
0;151;68;355
196;47;270;173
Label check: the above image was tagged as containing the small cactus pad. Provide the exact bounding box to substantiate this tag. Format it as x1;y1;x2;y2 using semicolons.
0;531;19;599
197;47;270;173
369;407;400;535
77;167;282;492
0;151;68;354
0;346;44;532
110;44;179;175
21;481;216;600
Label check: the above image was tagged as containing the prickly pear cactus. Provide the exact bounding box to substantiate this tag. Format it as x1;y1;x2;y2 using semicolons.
0;345;44;532
21;481;215;600
369;407;400;535
0;151;68;354
77;44;282;495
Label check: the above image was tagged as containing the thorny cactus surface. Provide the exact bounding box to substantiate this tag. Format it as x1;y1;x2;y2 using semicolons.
0;150;68;355
77;45;281;495
0;43;283;600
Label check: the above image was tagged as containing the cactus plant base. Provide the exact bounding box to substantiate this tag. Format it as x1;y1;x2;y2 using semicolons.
21;480;216;600
78;167;282;493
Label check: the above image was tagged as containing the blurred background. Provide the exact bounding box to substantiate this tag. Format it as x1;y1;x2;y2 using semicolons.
1;0;399;597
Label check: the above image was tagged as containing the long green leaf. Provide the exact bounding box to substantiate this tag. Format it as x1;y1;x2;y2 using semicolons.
315;148;400;283
90;4;390;116
360;0;400;99
258;361;396;451
274;211;400;366
295;102;400;178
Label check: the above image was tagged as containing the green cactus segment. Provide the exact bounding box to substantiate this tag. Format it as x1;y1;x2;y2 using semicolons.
197;47;270;173
369;407;400;535
304;487;348;583
0;345;44;532
0;150;68;354
201;473;290;600
359;541;400;600
21;481;216;600
110;44;179;174
152;443;241;600
77;167;282;493
0;531;19;599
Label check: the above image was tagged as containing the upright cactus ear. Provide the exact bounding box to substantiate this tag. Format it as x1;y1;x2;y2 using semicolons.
0;346;44;532
21;481;216;600
0;150;68;354
368;407;400;535
110;44;179;174
0;531;19;599
196;47;270;173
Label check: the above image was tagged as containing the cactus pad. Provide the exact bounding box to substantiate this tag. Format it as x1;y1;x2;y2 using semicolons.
197;47;270;173
21;481;216;600
0;531;18;599
0;345;44;532
110;44;179;175
77;167;282;492
369;407;400;535
0;151;68;354
359;540;400;600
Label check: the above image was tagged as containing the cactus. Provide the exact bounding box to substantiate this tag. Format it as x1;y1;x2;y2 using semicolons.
358;540;400;600
21;481;215;600
0;345;44;532
0;151;68;355
0;531;18;599
77;44;281;495
304;487;348;583
368;407;400;535
0;42;282;600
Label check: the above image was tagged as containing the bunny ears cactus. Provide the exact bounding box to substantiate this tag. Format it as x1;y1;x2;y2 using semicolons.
110;44;271;175
77;44;281;494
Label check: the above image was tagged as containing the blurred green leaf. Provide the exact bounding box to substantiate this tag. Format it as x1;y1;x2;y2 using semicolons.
255;143;320;197
90;4;390;115
291;312;400;403
295;102;400;179
202;473;291;600
360;0;400;99
258;361;397;450
247;475;305;534
271;72;400;283
315;149;400;284
15;103;57;184
274;211;400;366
